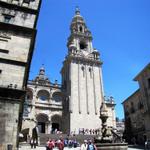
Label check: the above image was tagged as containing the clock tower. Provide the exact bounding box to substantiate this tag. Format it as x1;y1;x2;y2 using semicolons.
61;8;104;133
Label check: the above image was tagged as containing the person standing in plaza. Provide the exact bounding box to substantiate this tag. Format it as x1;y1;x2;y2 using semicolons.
81;140;88;150
87;140;97;150
46;138;50;150
48;139;55;150
57;139;64;150
30;138;34;149
33;139;37;149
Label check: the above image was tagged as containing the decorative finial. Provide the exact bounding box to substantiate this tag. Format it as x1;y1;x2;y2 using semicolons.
39;64;45;75
75;6;80;15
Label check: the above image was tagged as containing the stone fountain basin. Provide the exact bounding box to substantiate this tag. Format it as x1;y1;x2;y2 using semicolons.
95;143;128;150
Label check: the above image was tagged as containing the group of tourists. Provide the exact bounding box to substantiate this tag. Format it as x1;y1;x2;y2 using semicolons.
79;128;100;135
81;140;97;150
46;138;79;150
46;138;97;150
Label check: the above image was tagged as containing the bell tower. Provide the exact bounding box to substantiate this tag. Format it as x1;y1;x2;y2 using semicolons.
61;7;104;133
67;7;94;53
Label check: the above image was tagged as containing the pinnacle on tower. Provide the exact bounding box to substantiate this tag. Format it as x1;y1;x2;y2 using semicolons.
39;65;45;75
75;6;80;15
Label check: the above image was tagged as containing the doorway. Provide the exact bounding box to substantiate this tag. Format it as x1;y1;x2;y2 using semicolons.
38;122;45;133
36;113;49;134
52;123;59;133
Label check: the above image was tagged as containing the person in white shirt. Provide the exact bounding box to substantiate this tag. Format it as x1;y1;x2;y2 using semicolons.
81;140;88;150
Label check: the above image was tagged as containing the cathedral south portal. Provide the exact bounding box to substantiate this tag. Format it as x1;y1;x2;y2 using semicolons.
22;8;116;135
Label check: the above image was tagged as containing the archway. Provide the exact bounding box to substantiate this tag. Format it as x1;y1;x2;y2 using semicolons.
37;90;50;102
52;92;63;103
36;113;49;133
51;115;62;133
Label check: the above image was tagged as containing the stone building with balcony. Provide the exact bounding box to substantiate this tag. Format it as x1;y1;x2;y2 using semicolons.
22;67;64;135
122;63;150;144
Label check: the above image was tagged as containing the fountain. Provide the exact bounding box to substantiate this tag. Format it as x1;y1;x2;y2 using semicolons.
94;102;128;150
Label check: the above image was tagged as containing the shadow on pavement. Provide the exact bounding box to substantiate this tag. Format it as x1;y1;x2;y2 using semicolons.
128;145;145;149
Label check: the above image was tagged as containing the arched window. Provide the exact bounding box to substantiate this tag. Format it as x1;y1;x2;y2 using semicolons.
89;68;92;78
79;41;87;50
79;26;83;32
130;102;135;113
26;88;33;101
37;90;50;101
138;101;144;110
81;66;85;77
52;92;62;103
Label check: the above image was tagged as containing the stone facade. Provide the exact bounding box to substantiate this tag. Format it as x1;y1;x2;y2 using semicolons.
22;67;63;135
22;8;116;137
123;63;150;145
0;0;41;149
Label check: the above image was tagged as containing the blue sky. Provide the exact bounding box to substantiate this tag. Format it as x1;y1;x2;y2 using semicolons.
29;0;150;119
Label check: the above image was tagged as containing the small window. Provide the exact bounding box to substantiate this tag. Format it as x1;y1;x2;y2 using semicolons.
23;0;30;3
4;15;11;23
130;102;135;113
80;42;87;50
148;78;150;89
138;102;144;109
79;26;83;32
13;0;19;1
89;68;92;78
81;66;85;77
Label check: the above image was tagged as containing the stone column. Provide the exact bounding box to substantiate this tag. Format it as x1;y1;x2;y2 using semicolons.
85;65;89;114
93;66;97;114
99;67;104;100
78;62;81;113
69;63;73;113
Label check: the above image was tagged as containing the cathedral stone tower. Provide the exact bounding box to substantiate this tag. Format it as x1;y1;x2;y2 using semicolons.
61;8;104;133
0;0;41;149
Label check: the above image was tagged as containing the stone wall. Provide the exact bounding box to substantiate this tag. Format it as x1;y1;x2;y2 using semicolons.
69;61;102;133
0;0;41;149
0;100;20;149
